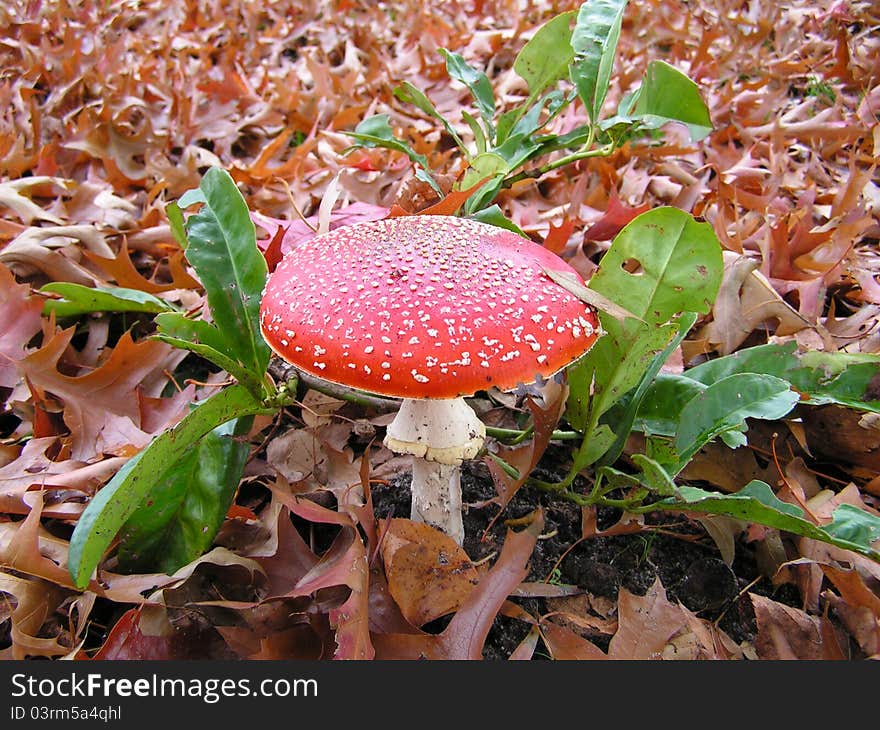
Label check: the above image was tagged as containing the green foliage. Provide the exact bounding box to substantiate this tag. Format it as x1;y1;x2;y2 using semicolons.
569;0;627;125
564;207;723;473
115;416;252;575
68;384;272;589
656;482;880;563
40;283;178;318
68;167;294;588
345;0;712;213
684;341;880;413
172;166;271;391
539;206;880;563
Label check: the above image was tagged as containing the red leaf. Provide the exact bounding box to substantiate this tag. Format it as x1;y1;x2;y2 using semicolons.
543;217;576;255
0;263;44;389
583;192;650;241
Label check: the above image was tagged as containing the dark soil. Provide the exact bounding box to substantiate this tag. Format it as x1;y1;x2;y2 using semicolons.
369;459;802;659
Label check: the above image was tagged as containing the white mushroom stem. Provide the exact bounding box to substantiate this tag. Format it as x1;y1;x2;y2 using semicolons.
384;397;486;545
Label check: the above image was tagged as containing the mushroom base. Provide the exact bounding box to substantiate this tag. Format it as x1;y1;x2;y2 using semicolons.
409;458;464;546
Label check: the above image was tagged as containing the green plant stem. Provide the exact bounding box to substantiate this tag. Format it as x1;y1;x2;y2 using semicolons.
484;425;582;443
502;134;610;189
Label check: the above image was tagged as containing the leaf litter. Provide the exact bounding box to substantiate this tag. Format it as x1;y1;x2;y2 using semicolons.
1;0;879;660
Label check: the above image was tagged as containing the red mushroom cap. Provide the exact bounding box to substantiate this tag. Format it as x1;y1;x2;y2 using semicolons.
260;215;599;399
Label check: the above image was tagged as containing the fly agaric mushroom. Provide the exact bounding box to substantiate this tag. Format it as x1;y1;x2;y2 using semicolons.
259;215;599;545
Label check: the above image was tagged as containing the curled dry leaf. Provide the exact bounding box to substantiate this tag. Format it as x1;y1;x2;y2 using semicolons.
380;518;479;627
750;592;849;660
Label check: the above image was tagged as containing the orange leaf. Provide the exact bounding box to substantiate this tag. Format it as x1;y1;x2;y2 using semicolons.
380;518;479;626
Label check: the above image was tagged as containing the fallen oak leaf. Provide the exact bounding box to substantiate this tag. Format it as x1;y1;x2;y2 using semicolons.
0;437;126;517
0;262;45;388
380;518;479;626
372;508;544;659
17;327;186;460
0;176;69;225
582;192;651;242
750;592;849;659
483;387;568;533
0;225;113;285
0;571;70;659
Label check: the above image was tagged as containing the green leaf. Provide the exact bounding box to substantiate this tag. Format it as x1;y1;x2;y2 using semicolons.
394;82;467;153
564;207;722;473
460;152;510;213
685;341;880;414
657;481;880;563
39;283;176;318
633;371;707;436
153;312;264;394
460;151;509;188
673;373;800;470
467;205;528;237
346;115;442;195
439;48;496;139
514;10;577;103
630;453;676;496
115;417;251;575
178;168;270;382
572;422;617;470
68;384;270;589
166;201;188;248
631;60;713;141
462;110;488;154
570;0;629;124
589;206;723;325
596;311;698;466
567;318;678;432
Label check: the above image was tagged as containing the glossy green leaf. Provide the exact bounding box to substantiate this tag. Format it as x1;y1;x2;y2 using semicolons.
467;205;528;237
346;115;442;195
166;201;188;248
439;48;496;139
153;312;263;394
685;341;880;414
674;373;800;469
177;168;271;381
115;417;251;575
460;151;509;188
596;311;698;466
39;283;176;318
589;206;723;325
657;481;880;563
631;60;713;141
630;453;676;496
462;110;488;153
570;0;629;124
394;82;466;153
567;318;677;432
68;384;270;589
514;10;577;102
632;371;707;436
